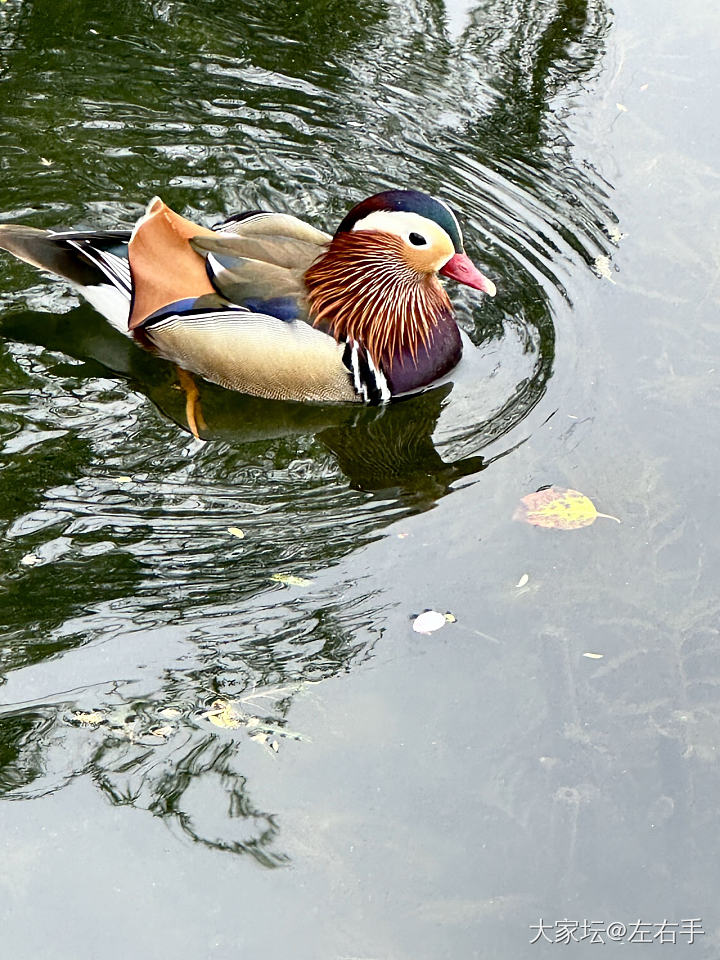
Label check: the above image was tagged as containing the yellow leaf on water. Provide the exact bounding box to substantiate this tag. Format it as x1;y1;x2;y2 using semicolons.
513;486;621;530
206;700;244;728
227;526;245;539
270;573;312;587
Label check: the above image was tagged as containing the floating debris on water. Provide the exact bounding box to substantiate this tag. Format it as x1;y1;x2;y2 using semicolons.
412;610;454;634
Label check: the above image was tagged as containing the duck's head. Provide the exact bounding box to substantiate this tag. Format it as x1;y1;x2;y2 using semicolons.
335;189;496;296
305;189;496;367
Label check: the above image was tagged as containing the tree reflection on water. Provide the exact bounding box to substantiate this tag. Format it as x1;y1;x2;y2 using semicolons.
0;0;611;861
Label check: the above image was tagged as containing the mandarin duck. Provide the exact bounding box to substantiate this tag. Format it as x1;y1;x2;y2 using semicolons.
0;190;495;425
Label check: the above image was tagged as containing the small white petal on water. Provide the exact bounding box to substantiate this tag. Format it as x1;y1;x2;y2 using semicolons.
412;610;448;634
583;652;604;659
227;526;245;539
20;553;41;566
516;573;529;588
74;711;104;725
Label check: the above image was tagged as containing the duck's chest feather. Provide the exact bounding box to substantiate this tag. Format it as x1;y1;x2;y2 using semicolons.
384;310;462;395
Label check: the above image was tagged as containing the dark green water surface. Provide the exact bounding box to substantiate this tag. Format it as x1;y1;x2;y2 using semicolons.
1;0;719;956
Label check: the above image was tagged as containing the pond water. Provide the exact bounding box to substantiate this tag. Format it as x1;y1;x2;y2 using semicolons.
1;0;719;956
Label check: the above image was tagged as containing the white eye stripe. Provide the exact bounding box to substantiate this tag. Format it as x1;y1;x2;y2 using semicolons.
350;199;464;251
351;210;444;243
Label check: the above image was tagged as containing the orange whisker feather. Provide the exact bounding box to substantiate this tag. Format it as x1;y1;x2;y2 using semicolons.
304;231;451;370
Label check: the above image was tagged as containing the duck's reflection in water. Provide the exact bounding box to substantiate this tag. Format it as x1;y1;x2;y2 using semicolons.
0;295;548;863
2;299;548;498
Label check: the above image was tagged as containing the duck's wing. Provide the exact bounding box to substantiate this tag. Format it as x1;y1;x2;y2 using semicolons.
212;210;331;246
127;200;329;326
127;198;220;329
189;211;331;314
0;225;133;332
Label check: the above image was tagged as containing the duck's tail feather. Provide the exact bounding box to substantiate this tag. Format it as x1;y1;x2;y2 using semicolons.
0;225;133;333
0;224;101;285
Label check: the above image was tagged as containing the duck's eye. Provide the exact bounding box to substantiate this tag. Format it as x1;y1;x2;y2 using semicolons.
408;232;427;246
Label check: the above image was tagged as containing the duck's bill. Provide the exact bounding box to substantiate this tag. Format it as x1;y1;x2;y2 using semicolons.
440;253;496;297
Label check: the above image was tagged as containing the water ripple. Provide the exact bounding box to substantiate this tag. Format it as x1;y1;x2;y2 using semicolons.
0;0;615;855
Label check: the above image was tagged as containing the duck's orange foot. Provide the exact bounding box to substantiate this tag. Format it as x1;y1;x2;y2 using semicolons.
176;366;207;439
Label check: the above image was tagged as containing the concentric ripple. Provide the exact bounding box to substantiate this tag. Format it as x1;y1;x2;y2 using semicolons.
0;0;614;858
